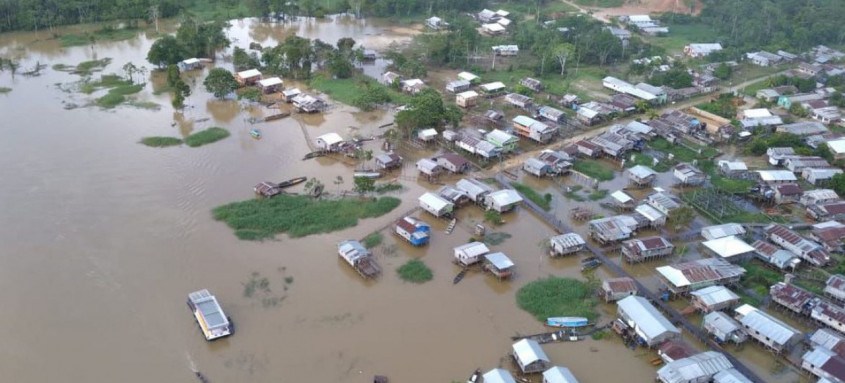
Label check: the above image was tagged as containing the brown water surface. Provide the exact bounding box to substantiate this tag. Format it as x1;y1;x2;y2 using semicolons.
0;16;808;383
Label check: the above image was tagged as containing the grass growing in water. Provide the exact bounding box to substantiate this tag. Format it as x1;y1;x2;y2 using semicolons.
397;259;433;283
76;58;112;75
59;27;139;47
212;195;401;240
0;87;11;93
588;189;609;201
572;159;615;181
310;74;410;107
140;136;183;147
516;277;597;321
511;182;551;211
374;183;402;194
184;127;230;147
96;93;126;108
362;232;383;249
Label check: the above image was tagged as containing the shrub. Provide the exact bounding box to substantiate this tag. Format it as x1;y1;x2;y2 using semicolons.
184;127;230;147
140;136;183;147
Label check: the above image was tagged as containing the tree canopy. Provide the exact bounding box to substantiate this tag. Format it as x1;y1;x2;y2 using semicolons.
203;68;239;99
146;18;229;68
395;88;461;135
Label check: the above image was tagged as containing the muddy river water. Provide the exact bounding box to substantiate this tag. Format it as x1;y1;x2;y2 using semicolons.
0;15;808;383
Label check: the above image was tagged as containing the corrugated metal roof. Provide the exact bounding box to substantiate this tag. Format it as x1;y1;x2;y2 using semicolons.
713;368;753;383
617;296;680;342
635;204;665;222
691;285;740;306
657;351;733;383
486;252;515;269
454;242;490;258
512;339;549;365
418;192;451;211
604;277;638;294
703;311;741;335
734;304;801;345
542;366;579;383
757;170;798;182
629;165;657;179
810;329;845;357
482;368;516;383
455;178;493;199
611;190;634;204
656;258;746;287
703;236;755;258
488;189;523;206
701;223;746;240
550;233;586;249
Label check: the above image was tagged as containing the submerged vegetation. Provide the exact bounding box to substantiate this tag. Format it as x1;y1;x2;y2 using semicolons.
516;277;597;321
397;259;433;284
184;127;230;147
59;25;139;47
54;58;113;76
0;87;11;93
212;195;401;240
140;136;183;147
511;182;551;211
362;232;383;249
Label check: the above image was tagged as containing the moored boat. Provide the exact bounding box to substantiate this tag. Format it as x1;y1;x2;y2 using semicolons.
277;176;307;188
546;316;590;328
353;172;382;179
250;128;262;139
187;289;233;341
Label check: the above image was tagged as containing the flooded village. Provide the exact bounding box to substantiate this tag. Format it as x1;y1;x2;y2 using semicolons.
3;1;845;383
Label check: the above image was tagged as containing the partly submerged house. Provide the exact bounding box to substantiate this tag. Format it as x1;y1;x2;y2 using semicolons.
485;252;515;279
656;351;733;383
512;338;551;373
656;258;746;294
235;68;262;86
690;285;741;313
602;277;638;302
418;192;453;218
703;311;747;344
735;304;801;353
454;241;490;266
621;236;674;263
394;216;430;246
617;295;681;347
513;115;556;143
257;77;283;93
484;189;523;213
456;90;479;108
485;129;519;153
549;233;587;257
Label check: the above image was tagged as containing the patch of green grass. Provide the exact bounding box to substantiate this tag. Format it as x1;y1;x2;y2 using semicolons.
397;259;433;283
184;127;230;147
212;195;401;240
741;261;782;292
505;1;577;14
59;27;139;47
588;189;609;201
573;0;624;7
0;87;10;93
109;84;143;96
128;100;161;110
572;159;615;181
75;58;112;75
591;330;607;340
648;23;715;54
96;93;126;108
362;232;383;249
140;136;183;147
310;74;410;107
237;87;262;102
516;277;598;322
511;182;551;211
625;153;671;172
649;138;715;162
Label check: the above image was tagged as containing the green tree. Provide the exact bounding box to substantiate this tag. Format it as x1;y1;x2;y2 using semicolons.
203;68;239;99
328;51;354;79
789;103;808;117
668;206;696;230
233;47;261;71
147;35;183;68
714;63;732;80
395;88;461;136
830;173;845;196
353;176;375;195
353;83;391;111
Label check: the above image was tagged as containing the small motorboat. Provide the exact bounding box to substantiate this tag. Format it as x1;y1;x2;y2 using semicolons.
353;172;382;179
546;316;590;328
250;129;262;139
581;257;602;271
466;368;481;383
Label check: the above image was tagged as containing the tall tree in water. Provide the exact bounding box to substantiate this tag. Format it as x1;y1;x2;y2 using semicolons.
204;68;239;99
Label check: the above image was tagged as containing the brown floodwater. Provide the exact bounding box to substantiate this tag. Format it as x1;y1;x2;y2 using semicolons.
0;16;810;383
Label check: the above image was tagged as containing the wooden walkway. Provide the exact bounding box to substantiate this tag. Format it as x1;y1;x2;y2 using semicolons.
495;174;767;383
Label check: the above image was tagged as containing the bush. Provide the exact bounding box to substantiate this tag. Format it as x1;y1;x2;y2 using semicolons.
362;232;383;249
184;127;230;147
397;259;433;283
516;277;597;321
96;93;126;108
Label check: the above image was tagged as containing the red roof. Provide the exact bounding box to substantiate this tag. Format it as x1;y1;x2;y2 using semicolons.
658;340;697;361
814;226;845;244
829;275;845;291
604;277;637;293
775;183;803;196
766;224;805;245
395;217;419;233
821;202;845;215
576;140;599;150
641;236;672;250
752;240;779;256
770;282;814;310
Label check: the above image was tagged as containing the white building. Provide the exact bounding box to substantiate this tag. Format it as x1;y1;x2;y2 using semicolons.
418;192;453;218
734;304;802;353
684;43;724;57
701;223;747;241
454;241;490;266
543;366;580;383
656;351;733;383
512;338;551;373
617;296;681;346
702;236;756;262
484;189;523;213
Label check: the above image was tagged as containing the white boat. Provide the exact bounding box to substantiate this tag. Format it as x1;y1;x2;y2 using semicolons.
187;289;233;341
546;316;590;328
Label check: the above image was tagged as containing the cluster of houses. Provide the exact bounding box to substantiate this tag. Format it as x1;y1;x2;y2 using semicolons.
381;71;427;94
231;67;327;112
586;187;684;244
475;8;512;36
479;338;582;383
745;50;797;67
618;15;668;35
417;177;523;219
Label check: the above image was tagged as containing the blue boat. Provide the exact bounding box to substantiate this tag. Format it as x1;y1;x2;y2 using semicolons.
250;129;262;139
546;316;590;328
